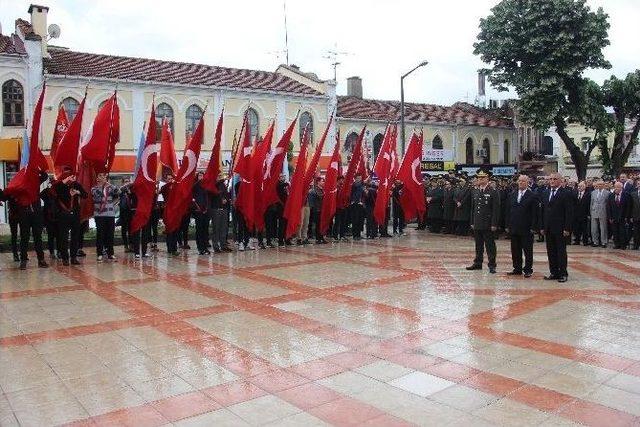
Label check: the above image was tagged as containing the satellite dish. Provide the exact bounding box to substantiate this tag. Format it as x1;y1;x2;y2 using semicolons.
47;24;61;39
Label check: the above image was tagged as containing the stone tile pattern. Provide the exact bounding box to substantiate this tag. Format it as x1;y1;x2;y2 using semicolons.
1;234;639;426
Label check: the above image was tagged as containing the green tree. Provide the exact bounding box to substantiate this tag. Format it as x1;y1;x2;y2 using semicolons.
473;0;611;180
600;70;640;177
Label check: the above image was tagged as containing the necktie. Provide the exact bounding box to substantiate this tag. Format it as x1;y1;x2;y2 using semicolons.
616;195;620;205
550;189;556;201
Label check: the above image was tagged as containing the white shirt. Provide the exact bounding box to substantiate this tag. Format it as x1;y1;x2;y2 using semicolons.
517;189;525;203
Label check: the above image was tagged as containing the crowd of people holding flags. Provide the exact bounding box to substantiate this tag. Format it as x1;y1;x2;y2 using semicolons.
0;85;430;270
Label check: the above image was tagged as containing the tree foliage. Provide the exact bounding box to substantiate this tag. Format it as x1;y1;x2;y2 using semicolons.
474;0;611;180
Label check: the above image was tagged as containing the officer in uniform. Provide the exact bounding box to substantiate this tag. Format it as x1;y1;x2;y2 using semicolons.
466;170;500;273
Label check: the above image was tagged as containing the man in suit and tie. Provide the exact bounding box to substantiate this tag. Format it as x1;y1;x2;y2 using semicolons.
540;173;573;282
505;174;538;277
630;178;640;250
590;179;609;247
466;170;501;274
607;181;631;249
573;181;591;246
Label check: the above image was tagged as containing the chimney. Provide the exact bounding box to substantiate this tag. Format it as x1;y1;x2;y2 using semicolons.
28;4;49;56
347;76;363;99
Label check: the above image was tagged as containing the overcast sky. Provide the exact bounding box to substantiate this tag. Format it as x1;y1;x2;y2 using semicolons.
1;0;638;105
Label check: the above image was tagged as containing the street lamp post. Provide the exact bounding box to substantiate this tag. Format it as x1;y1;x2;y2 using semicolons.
400;60;429;154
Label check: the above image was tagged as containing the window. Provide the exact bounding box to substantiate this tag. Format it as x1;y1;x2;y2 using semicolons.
465;138;474;164
482;138;491;164
2;80;24;126
185;104;203;139
541;136;554;155
156;102;174;141
61;97;80;122
246;108;259;142
299;111;313;144
344;132;359;154
432;135;443;150
503;139;510;163
372;133;384;161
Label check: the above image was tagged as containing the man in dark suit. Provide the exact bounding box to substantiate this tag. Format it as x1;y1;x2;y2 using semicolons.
466;170;501;274
630;178;640;250
505;174;538;277
573;181;591;246
540;173;573;282
607;181;632;249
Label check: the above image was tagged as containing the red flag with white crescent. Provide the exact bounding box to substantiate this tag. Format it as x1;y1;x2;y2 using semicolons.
50;105;69;163
54;95;86;176
395;131;425;221
202;109;224;193
283;125;310;239
320;136;341;235
262;116;297;211
163;115;205;233
130;104;159;234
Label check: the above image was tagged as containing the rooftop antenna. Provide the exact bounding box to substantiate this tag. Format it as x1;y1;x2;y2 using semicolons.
323;44;352;81
283;0;290;65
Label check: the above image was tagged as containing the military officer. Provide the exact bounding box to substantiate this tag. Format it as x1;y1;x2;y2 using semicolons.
466;170;501;273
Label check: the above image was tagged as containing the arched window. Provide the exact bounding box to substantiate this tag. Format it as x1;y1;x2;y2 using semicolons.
344;131;359;154
61;97;80;122
372;133;384;161
299;111;313;144
432;135;443;150
156;102;174;141
465;138;474;164
185;104;203;139
246;108;259;142
503;139;510;163
2;80;24;126
482;138;491;164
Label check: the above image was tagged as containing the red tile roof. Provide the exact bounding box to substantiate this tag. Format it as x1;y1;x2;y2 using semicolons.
44;48;324;96
337;96;513;128
0;33;26;55
15;18;40;41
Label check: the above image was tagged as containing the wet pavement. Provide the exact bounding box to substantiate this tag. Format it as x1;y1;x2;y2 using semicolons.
1;233;639;426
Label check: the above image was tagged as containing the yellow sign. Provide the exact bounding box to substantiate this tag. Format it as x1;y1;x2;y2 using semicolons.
0;138;21;161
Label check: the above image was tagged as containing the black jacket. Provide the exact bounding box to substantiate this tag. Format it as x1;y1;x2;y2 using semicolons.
504;189;539;235
427;187;444;219
574;190;591;220
606;192;632;221
540;187;573;234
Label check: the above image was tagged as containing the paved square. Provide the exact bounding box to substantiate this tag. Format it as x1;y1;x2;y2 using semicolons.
1;233;639;426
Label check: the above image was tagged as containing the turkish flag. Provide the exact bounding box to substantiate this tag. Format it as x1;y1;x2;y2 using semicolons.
54;96;85;176
251;122;275;231
396;131;426;221
233;118;256;229
163;116;205;233
262;117;297;211
50;105;69;163
202;109;224;193
130;104;159;234
320;136;341;235
338;126;366;208
283;125;310;239
301;114;333;206
159;118;178;177
5;85;48;206
373;124;395;225
80;92;120;173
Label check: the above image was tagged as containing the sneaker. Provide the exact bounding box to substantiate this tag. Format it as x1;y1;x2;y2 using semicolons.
107;255;117;261
248;243;257;250
134;254;141;259
97;255;104;262
142;253;150;258
238;243;245;252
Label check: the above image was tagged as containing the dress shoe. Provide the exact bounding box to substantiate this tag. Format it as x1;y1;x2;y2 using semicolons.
38;260;49;268
62;259;70;266
19;261;27;270
507;270;523;275
601;244;607;248
523;272;533;278
544;275;559;280
489;267;496;274
466;265;482;271
70;258;81;265
76;250;86;257
557;276;568;283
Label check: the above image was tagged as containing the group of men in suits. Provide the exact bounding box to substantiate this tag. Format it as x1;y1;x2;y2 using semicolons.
467;171;574;283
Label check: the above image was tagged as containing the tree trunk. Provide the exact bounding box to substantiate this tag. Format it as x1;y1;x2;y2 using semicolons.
611;120;640;177
555;117;589;181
